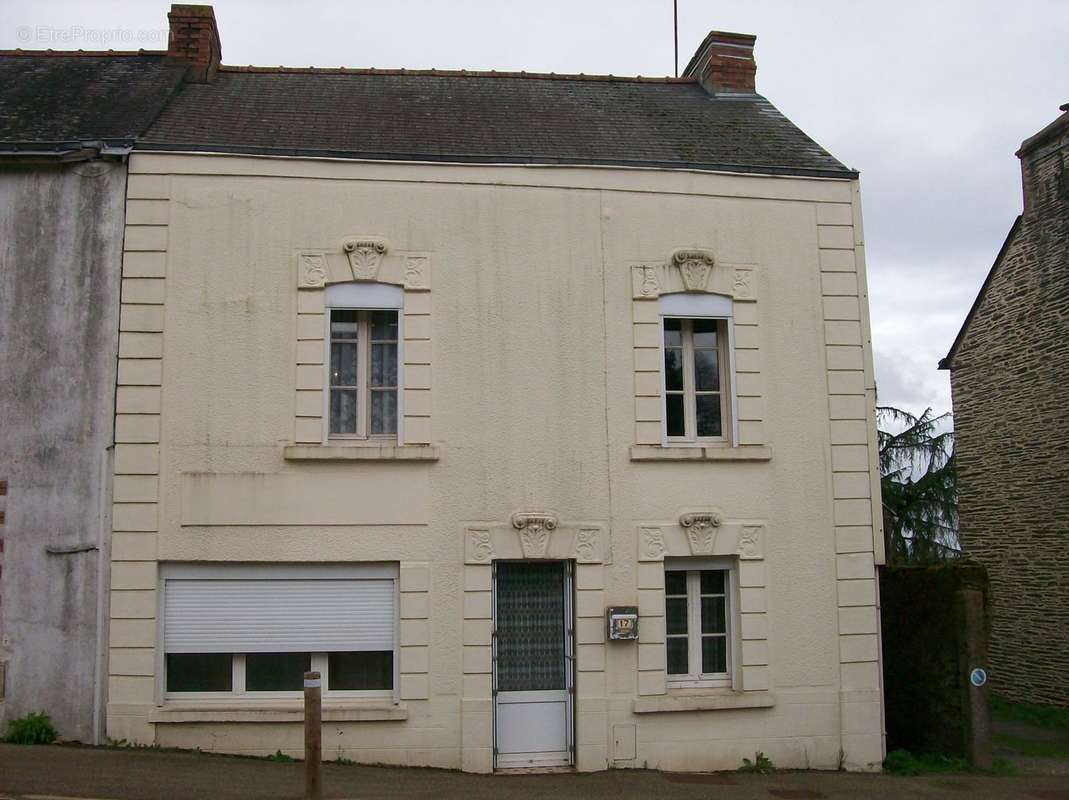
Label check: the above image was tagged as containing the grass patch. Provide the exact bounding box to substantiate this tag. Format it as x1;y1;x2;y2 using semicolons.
266;749;295;763
993;733;1069;760
883;749;971;775
992;696;1069;732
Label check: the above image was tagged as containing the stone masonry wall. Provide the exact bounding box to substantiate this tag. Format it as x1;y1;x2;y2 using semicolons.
948;118;1069;707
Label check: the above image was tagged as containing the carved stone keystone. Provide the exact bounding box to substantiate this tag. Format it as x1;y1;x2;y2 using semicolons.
511;512;559;559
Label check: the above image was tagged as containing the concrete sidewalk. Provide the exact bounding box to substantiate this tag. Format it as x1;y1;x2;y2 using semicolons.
1;744;1067;800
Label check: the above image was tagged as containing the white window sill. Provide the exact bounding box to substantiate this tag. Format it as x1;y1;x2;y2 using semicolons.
632;689;774;714
149;702;407;724
283;444;439;462
630;445;772;462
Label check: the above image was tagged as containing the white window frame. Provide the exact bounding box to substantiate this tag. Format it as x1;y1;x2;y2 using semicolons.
664;558;738;689
658;293;737;447
158;563;400;704
323;283;404;445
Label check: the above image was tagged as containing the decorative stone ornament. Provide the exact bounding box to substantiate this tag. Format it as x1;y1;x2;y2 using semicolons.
737;525;763;559
468;529;493;563
297;253;327;288
672;249;715;292
680;511;723;555
343;237;389;281
640;526;667;561
575;528;599;562
511;512;559;559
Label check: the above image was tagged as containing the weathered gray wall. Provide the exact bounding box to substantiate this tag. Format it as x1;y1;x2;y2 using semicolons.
949;119;1069;708
0;160;125;741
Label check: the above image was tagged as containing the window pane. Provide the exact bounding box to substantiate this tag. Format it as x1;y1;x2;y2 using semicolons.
370;390;397;435
701;597;726;634
693;348;720;392
370;342;398;387
696;394;722;437
700;570;725;595
370;310;398;341
329;388;358;434
246;652;310;692
664;348;684;391
665;570;687;596
693;319;717;349
666;597;688;635
328;651;393;691
330;309;359;340
666;393;685;437
702;636;727;674
166;653;232;692
331;342;359;386
666;637;689;675
663;318;682;348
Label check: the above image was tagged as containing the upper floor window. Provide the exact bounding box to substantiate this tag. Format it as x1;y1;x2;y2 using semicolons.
325;282;403;441
663;317;729;442
329;309;398;437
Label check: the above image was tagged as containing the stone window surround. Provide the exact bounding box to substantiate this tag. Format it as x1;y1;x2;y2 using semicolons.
634;507;771;710
630;248;768;460
293;236;433;458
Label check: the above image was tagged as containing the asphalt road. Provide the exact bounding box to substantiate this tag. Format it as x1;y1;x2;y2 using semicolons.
0;744;1067;800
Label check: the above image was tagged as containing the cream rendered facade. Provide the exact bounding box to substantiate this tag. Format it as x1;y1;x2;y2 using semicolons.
106;151;885;772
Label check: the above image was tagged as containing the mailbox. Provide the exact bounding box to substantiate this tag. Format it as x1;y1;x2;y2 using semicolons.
606;606;639;641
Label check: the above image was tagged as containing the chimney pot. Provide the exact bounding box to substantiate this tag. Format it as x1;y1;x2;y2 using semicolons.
683;30;757;95
167;4;221;83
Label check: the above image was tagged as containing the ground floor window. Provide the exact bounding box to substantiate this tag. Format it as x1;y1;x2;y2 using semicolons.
161;563;397;699
665;560;734;688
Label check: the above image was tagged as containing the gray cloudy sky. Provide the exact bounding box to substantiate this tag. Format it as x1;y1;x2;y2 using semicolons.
4;1;1066;417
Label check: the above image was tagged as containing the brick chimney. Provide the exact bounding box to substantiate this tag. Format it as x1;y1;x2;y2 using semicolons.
167;4;221;83
682;31;757;95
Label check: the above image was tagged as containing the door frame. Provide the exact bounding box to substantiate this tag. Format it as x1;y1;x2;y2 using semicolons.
491;559;576;769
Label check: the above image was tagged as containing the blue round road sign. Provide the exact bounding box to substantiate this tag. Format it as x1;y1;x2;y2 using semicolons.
969;668;987;687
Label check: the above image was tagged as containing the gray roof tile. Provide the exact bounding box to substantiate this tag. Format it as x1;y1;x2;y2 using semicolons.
140;69;855;177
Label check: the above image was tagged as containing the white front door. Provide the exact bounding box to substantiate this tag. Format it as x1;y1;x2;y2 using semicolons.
492;561;575;769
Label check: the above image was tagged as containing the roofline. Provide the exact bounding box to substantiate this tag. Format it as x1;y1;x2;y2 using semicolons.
0;51;700;83
938;215;1023;371
1016;106;1069;157
132;141;860;179
217;65;698;83
0;140;132;162
0;49;167;57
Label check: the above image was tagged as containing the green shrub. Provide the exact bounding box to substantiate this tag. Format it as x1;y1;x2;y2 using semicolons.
737;751;775;774
266;749;295;763
4;712;57;745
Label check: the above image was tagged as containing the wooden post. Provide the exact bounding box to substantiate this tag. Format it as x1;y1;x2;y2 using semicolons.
304;670;322;800
957;589;992;769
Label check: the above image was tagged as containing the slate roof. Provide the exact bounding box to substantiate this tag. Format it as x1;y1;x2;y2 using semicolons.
0;53;187;151
138;68;855;178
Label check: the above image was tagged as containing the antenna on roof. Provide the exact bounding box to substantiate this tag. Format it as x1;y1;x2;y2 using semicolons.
673;0;679;77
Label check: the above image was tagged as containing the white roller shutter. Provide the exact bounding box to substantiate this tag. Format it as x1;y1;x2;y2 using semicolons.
163;572;395;654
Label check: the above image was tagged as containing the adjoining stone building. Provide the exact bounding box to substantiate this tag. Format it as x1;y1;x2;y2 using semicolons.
0;13;206;742
941;105;1069;708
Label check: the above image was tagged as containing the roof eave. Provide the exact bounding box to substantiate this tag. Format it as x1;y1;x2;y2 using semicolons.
132;142;859;179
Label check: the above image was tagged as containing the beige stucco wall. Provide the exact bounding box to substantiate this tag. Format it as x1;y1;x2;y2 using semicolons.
106;153;884;772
